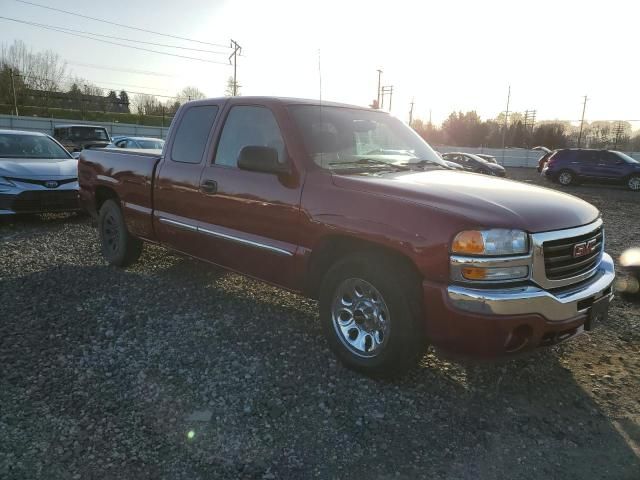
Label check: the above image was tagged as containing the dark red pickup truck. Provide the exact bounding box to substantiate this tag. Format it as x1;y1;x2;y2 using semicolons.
79;97;615;376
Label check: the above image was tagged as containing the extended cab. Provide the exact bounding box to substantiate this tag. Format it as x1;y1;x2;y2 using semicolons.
78;97;615;376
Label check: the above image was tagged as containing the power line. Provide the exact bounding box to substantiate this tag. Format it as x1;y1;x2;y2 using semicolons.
5;18;228;55
18;73;181;100
13;0;231;48
0;16;232;65
65;61;178;78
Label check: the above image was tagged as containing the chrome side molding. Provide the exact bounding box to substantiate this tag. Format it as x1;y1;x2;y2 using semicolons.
158;216;293;256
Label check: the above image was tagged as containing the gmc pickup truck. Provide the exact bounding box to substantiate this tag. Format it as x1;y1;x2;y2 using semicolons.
79;97;615;376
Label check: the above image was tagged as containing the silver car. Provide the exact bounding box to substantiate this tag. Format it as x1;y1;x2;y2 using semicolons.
108;136;165;150
0;129;80;215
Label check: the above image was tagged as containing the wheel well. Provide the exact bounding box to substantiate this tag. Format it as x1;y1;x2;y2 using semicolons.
95;186;119;212
305;235;422;299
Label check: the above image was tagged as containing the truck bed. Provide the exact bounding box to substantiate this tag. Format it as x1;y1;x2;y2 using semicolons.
78;148;162;240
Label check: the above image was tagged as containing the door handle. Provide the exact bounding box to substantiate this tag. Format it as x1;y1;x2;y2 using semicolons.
200;179;218;194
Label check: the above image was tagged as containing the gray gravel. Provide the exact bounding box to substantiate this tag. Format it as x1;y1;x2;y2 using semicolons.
1;169;639;479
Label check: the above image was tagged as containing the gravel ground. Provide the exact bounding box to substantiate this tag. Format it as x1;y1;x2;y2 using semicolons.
1;168;639;479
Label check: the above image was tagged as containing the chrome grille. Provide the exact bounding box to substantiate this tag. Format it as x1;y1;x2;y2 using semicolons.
543;226;603;280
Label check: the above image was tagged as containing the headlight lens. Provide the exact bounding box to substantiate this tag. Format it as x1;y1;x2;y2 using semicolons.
452;229;528;256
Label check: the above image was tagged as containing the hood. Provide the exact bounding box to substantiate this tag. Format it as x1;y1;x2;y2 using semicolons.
0;158;78;179
332;169;599;233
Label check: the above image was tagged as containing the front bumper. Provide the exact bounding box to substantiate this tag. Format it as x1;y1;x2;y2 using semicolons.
447;253;615;321
423;253;615;357
0;181;80;215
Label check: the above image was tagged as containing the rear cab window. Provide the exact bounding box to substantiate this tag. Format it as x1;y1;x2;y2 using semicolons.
171;105;219;164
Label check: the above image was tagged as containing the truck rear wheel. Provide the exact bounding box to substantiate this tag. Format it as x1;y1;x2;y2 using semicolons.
319;252;426;377
98;199;142;267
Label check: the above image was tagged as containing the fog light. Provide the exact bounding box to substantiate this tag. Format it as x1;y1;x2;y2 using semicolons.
461;266;528;281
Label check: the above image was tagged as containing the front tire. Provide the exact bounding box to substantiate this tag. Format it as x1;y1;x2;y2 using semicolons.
627;175;640;191
98;199;142;267
319;252;427;377
557;170;574;186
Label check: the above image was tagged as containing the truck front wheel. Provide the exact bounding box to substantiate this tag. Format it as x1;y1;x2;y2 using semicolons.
98;199;142;267
319;252;427;377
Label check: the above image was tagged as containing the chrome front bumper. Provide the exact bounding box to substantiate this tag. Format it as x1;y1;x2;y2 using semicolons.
447;253;615;322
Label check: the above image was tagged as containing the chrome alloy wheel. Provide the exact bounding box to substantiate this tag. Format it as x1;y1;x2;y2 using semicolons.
331;278;390;357
628;176;640;191
558;171;573;185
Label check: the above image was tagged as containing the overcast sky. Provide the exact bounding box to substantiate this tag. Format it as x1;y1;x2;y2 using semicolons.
1;0;639;126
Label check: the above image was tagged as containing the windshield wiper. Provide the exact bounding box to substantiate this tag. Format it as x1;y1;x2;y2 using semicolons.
329;158;410;171
401;159;446;168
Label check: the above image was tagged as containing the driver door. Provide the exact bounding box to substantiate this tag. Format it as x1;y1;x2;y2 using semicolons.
191;103;303;288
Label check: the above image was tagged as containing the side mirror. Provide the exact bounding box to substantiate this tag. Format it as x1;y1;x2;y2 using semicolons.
71;152;81;159
237;146;289;174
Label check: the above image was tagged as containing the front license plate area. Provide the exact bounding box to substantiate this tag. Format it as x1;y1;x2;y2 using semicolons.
585;295;609;331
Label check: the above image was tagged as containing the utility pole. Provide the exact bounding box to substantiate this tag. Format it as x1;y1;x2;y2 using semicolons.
523;109;536;148
380;86;394;111
376;69;383;108
229;39;242;96
613;121;625;150
10;69;19;116
501;85;511;150
429;109;432;126
408;98;415;126
577;95;588;148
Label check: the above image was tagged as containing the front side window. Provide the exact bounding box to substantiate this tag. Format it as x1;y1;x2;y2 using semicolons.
214;106;285;168
171;105;219;164
0;134;71;159
288;105;444;170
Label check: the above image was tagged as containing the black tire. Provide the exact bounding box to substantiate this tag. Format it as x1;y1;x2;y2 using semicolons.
319;252;427;378
98;199;142;267
556;169;574;186
627;175;640;192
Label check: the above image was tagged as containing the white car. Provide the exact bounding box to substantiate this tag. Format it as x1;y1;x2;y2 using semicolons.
0;130;80;215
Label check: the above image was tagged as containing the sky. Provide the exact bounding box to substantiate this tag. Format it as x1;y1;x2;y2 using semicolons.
1;0;639;127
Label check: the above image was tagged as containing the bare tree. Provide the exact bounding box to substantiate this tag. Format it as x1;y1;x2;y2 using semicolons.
1;40;67;92
132;93;164;115
224;76;241;96
176;86;206;104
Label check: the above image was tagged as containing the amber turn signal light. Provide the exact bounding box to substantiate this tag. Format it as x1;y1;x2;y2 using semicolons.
461;267;487;280
452;230;485;255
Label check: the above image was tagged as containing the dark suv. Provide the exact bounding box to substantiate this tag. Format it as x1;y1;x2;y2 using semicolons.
543;149;640;191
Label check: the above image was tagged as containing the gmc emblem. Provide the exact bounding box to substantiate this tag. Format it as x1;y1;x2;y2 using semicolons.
573;238;598;258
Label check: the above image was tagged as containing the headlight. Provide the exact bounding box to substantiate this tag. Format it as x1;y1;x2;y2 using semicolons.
452;229;529;256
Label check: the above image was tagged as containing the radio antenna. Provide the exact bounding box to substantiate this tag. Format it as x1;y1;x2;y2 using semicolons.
318;48;325;168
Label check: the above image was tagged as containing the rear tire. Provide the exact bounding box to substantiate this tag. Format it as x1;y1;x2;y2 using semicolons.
98;199;142;267
627;175;640;191
319;252;427;378
557;170;574;186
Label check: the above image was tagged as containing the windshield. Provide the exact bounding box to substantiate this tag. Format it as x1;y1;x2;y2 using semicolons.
288;105;445;170
137;139;165;149
69;127;109;141
0;134;72;159
613;151;639;164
